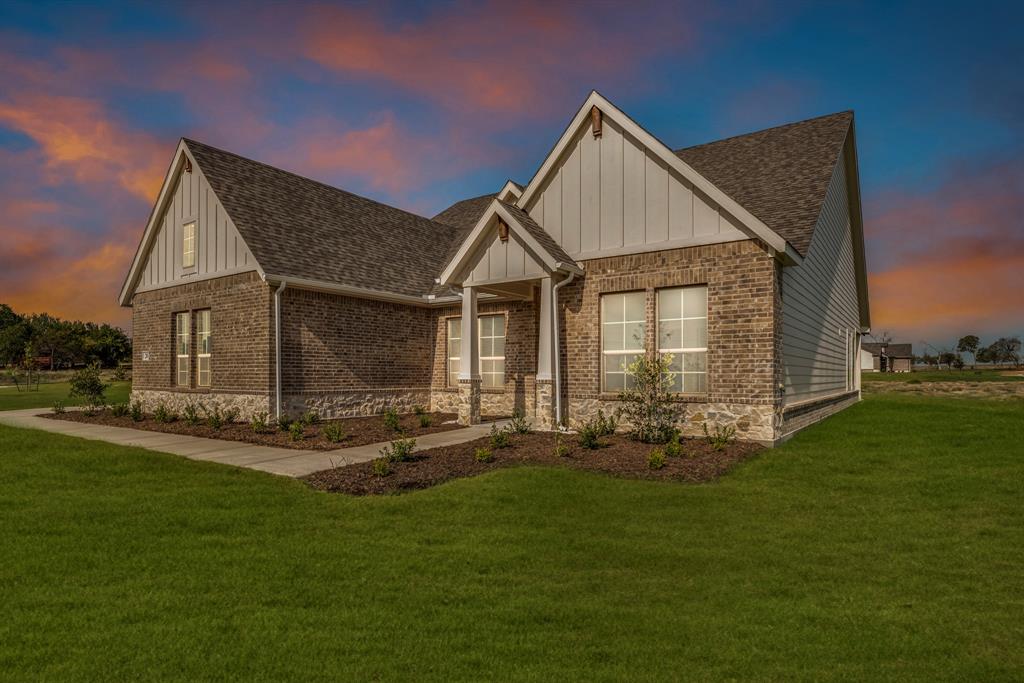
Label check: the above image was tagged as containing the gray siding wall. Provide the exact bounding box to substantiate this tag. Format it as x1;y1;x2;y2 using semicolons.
138;163;255;290
524;117;747;260
782;148;860;404
463;230;546;285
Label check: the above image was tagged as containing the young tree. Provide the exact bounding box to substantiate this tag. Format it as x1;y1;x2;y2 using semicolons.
939;351;958;370
990;337;1022;368
956;335;981;369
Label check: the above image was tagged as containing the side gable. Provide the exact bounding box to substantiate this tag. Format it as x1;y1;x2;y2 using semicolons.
119;141;261;305
516;91;795;263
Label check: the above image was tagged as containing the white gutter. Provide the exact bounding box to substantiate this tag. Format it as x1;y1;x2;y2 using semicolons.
274;280;287;420
551;271;575;428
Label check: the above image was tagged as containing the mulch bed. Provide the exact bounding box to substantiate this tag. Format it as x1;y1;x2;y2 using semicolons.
304;431;764;495
42;410;461;450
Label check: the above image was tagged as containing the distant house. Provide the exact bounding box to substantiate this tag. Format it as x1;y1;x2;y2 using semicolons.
118;91;871;444
861;343;913;372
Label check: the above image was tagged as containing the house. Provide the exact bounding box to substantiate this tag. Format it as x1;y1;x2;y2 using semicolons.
861;343;913;372
118;91;871;444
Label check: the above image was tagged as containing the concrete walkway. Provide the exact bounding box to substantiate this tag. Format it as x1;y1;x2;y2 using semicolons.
0;408;503;478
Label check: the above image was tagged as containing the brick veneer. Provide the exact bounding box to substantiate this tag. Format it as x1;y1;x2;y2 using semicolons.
129;271;273;417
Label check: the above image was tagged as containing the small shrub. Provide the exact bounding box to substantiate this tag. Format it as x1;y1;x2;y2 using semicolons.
383;407;401;432
413;405;426;416
289;421;305;441
223;407;239;424
509;410;532;434
418;413;433;428
703;423;736;452
300;410;320;426
663;436;683;458
51;401;66;415
489;424;511;449
204;404;224;430
648;448;667;470
153;403;176;424
182;403;200;426
380;437;416;463
618;354;679;444
474;447;494;463
322;422;346;443
129;400;144;422
576;422;603;450
68;363;108;411
250;412;270;434
110;402;129;418
278;415;294;431
593;409;618;437
112;364;129;382
372;458;391;477
553;433;570;458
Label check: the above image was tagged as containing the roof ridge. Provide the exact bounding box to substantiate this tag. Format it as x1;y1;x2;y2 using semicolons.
674;110;853;153
182;137;452;231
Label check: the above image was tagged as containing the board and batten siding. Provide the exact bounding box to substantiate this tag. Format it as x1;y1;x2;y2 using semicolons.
782;148;860;404
137;163;255;290
524;117;747;260
463;229;546;285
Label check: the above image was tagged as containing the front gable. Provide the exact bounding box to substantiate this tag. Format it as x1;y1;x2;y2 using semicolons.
120;142;260;305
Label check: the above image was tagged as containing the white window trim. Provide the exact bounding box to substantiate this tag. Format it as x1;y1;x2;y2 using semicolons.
175;311;190;387
182;220;196;270
657;286;708;394
601;292;646;393
197;310;211;388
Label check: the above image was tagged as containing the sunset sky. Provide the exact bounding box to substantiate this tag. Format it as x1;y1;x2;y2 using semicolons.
1;1;1021;351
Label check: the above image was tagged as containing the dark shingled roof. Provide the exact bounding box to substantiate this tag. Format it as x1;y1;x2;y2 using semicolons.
675;111;853;256
862;343;913;358
497;200;576;266
184;138;460;298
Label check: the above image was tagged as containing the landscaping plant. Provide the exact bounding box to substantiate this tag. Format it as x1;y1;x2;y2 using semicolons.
51;401;65;415
203;405;225;430
153;403;175;424
68;363;108;413
703;423;736;452
277;415;293;432
618;354;679;443
250;412;270;434
489;424;511;449
647;447;667;470
553;432;570;458
289;421;305;442
418;413;432;428
223;407;239;424
322;422;346;443
129;400;144;422
663;435;684;458
509;410;532;435
371;458;391;477
413;405;426;416
380;437;416;463
474;447;494;463
182;403;200;426
301;410;320;426
110;402;129;418
383;407;401;432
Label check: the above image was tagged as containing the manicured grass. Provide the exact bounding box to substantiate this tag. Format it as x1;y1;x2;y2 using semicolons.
862;368;1022;383
0;381;130;412
1;394;1022;680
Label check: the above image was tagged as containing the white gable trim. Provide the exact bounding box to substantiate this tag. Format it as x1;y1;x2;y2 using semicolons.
516;91;798;263
496;180;522;202
117;140;264;306
437;199;581;286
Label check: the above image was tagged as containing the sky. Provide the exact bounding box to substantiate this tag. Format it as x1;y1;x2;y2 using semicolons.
0;0;1021;352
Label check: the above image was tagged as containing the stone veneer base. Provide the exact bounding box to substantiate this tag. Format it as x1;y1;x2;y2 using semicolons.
130;389;270;421
282;389;432;419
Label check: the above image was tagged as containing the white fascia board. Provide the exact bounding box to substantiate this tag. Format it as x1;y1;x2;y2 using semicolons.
515;90;792;257
497;180;522;202
264;275;432;306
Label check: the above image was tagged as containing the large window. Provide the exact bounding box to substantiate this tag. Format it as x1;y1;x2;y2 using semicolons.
657;286;707;393
479;315;506;388
197;310;211;387
601;292;646;391
446;314;506;388
182;221;196;269
175;312;190;387
447;318;461;386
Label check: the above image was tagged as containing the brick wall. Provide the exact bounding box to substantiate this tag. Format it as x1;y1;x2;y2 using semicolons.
131;271;273;397
560;240;783;431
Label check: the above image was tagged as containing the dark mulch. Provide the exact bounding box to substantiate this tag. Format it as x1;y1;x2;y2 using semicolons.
42;410;461;450
304;431;764;495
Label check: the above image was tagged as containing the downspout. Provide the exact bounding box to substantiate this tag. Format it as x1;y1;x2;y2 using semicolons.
274;280;287;421
551;272;575;429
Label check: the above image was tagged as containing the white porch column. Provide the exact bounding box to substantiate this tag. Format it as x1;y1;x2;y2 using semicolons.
458;286;481;425
536;276;554;381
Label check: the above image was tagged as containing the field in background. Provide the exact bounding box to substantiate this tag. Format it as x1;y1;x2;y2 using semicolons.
0;381;131;411
862;368;1023;383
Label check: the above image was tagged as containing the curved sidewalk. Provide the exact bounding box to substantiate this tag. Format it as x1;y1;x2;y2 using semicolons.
0;408;502;478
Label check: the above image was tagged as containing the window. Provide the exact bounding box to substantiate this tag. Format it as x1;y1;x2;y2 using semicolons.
479;314;505;388
601;292;645;391
446;314;506;388
182;221;196;269
197;310;211;387
447;318;461;386
657;286;708;393
175;312;190;387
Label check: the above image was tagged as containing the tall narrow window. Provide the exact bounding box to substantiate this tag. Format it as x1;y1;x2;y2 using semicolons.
197;310;211;387
658;286;708;393
447;318;461;386
602;292;646;391
175;312;190;387
479;314;506;388
182;221;196;269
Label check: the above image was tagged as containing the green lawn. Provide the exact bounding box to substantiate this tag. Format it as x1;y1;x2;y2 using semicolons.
1;394;1022;680
0;380;130;411
862;368;1022;383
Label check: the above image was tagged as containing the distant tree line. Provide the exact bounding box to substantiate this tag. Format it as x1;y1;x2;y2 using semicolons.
915;334;1021;370
0;304;131;370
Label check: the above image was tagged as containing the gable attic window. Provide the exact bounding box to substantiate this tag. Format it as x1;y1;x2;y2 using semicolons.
182;221;196;269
